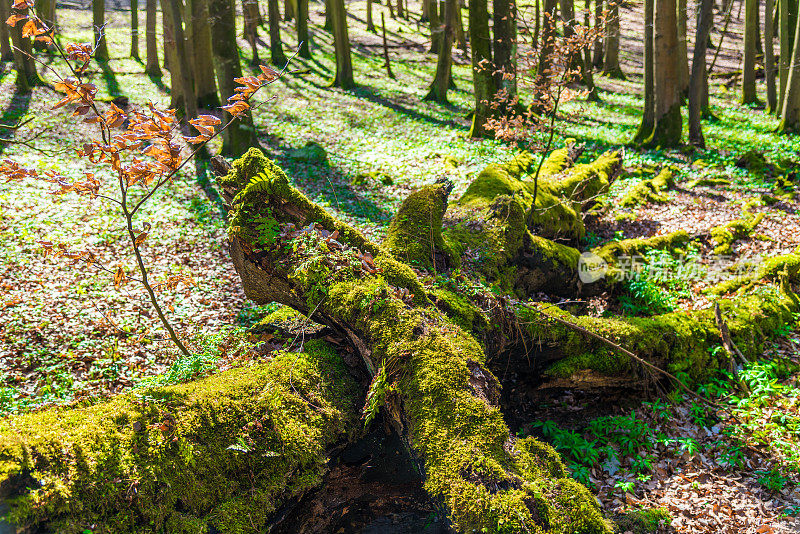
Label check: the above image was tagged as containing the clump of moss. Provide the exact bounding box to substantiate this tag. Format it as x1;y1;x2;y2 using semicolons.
686;176;731;189
384;180;455;271
620;168;675;207
592;231;692;282
0;340;360;533
288;141;328;164
734;149;769;174
614;507;671;533
709;212;764;255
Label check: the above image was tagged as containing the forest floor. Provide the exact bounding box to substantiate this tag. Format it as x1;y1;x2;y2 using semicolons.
2;1;800;532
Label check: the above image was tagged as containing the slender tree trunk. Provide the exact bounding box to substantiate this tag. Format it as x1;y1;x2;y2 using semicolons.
778;0;794;113
0;0;14;62
560;0;581;72
131;0;140;58
779;1;800;131
603;0;625;78
468;0;496;137
298;0;311;56
163;0;197;120
187;0;219;108
330;0;355;88
381;12;395;78
93;0;110;61
647;0;682;147
367;0;376;31
493;0;517;99
533;0;540;49
209;0;258;154
268;0;288;65
455;2;467;51
243;0;261;64
593;0;603;66
689;0;713;146
426;0;455;102
285;0;295;21
583;0;600;100
676;0;689;92
145;0;161;76
324;0;332;29
742;0;758;104
9;10;42;91
397;0;405;18
162;5;171;70
766;0;778;112
633;0;655;143
429;0;441;52
538;0;558;82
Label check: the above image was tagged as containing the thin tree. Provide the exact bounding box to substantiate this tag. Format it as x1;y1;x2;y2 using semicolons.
0;0;14;61
778;0;795;112
632;0;654;143
602;0;625;78
455;2;467;51
268;0;288;65
429;0;441;52
676;0;689;92
560;0;581;72
285;0;295;21
186;0;219;108
367;0;376;32
538;0;558;85
9;13;42;91
592;0;603;66
145;0;161;76
766;0;778;112
297;0;311;57
742;0;759;104
426;0;456;102
689;0;713;146
647;0;682;147
131;0;140;59
162;0;197;119
330;0;355;88
582;0;600;101
209;0;258;154
493;0;518;100
468;0;497;137
779;2;800;131
243;0;261;64
92;0;110;62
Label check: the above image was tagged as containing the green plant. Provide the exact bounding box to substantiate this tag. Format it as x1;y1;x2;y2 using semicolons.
614;480;635;493
755;468;790;493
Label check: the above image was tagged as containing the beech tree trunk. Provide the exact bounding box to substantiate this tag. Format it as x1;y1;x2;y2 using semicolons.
778;0;795;113
367;0;376;32
676;0;689;92
93;0;110;61
766;0;778;112
603;0;625;78
593;0;603;66
689;0;713;146
583;0;600;100
647;0;682;147
209;0;258;154
0;0;14;61
186;0;219;108
145;0;161;76
429;0;441;53
298;0;311;57
330;0;355;88
243;0;261;64
425;0;455;102
742;0;758;104
285;0;295;21
468;0;496;137
131;0;140;58
164;0;197;120
779;1;800;131
633;0;655;144
9;5;43;91
268;0;288;65
493;0;517;100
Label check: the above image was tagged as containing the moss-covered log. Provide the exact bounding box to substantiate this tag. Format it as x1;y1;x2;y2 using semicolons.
0;340;360;533
219;148;612;533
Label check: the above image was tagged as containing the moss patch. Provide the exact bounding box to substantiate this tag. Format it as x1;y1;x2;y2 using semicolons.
620;168;675;207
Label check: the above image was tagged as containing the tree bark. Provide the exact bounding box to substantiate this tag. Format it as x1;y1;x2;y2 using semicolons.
429;0;441;53
583;0;600;100
593;0;603;66
297;0;311;56
93;0;110;62
689;0;713;146
778;0;795;113
209;0;259;154
0;0;14;61
330;0;355;88
9;5;43;91
367;0;376;32
131;0;140;58
779;0;800;131
493;0;517;99
741;0;758;104
243;0;262;64
425;0;455;102
646;0;682;147
145;0;161;76
268;0;288;65
455;1;467;51
468;0;496;137
766;0;778;112
285;0;295;21
163;0;197;120
602;0;625;78
676;0;689;92
633;0;655;144
186;0;219;108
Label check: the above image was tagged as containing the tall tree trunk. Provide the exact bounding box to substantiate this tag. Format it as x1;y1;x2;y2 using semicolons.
602;0;625;78
0;0;14;61
689;0;713;146
162;6;172;71
429;0;441;52
243;0;261;64
779;1;800;131
285;0;295;21
778;0;795;113
537;0;558;83
163;0;197;120
93;0;110;61
593;0;603;66
676;0;689;92
9;8;42;91
367;0;376;31
397;0;404;18
583;0;600;100
560;0;581;72
647;0;682;147
131;0;140;58
145;0;161;76
298;0;311;56
268;0;288;65
455;1;467;51
468;0;496;137
493;0;517;100
209;0;258;154
426;0;455;102
324;0;332;29
766;0;778;112
633;0;655;143
330;0;355;88
187;0;219;108
742;0;758;104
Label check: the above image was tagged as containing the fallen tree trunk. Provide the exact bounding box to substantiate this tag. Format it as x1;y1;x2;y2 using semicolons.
219;148;613;533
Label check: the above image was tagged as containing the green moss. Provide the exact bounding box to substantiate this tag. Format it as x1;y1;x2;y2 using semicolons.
431;287;480;331
620;168;674;207
384;181;454;271
686;176;731;189
288;141;328;164
709;212;764;255
0;340;360;533
593;231;692;279
615;507;671;533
